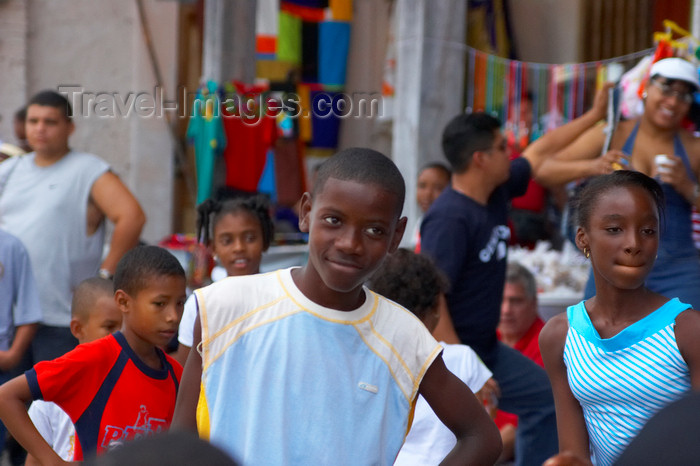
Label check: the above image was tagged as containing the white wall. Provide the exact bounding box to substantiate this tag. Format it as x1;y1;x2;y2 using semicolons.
0;0;179;243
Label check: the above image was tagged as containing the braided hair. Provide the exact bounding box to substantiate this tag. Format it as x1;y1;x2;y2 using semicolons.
196;195;275;251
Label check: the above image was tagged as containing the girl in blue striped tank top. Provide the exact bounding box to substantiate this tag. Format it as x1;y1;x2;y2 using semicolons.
540;171;700;466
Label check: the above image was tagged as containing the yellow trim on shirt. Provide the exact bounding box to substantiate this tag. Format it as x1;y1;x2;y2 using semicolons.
201;295;287;353
195;289;210;364
202;309;303;371
277;271;378;325
352;323;412;402
196;382;210;440
412;345;443;402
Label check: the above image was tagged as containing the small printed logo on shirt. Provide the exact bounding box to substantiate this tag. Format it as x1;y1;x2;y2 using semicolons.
100;405;167;450
479;225;510;263
358;382;378;394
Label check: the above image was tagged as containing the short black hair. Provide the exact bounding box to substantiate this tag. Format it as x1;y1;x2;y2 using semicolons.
574;170;665;230
442;112;501;173
14;106;26;123
83;431;237;466
369;249;449;321
197;194;274;249
71;277;114;320
27;90;72;120
113;246;185;296
313;147;405;216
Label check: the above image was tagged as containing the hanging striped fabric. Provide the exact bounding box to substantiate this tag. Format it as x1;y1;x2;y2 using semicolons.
463;45;655;137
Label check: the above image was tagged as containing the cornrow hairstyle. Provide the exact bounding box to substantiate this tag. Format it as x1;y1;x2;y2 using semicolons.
573;170;665;231
196;194;275;251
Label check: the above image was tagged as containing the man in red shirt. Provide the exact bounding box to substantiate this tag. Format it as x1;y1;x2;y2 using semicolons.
495;261;545;462
498;262;544;366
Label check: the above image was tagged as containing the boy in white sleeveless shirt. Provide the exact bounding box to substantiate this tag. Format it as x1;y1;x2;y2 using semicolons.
173;148;501;465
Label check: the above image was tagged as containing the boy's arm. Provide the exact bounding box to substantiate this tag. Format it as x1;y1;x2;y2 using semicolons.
172;311;202;432
419;355;502;466
0;323;38;371
0;376;66;466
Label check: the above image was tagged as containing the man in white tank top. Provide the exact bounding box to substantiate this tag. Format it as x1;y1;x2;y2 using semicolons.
0;90;145;362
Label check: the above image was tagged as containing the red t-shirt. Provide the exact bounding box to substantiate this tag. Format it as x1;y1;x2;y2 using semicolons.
509;153;546;213
510;317;545;367
221;82;277;192
494;318;545;428
26;332;182;460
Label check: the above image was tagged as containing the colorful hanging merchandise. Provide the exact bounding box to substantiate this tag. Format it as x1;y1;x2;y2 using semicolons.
256;0;281;60
187;80;226;205
221;81;278;194
465;45;656;144
256;0;353;151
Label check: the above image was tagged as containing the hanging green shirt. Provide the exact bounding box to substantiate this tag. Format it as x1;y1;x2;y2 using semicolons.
187;80;226;205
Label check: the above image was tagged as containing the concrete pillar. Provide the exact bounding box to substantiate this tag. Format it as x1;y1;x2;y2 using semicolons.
203;0;257;84
392;0;467;245
0;0;28;142
692;0;700;40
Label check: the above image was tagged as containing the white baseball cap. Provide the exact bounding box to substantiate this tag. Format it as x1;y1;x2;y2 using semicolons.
649;57;700;91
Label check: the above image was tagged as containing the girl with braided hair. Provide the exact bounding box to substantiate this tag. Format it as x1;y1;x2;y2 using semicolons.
173;195;274;365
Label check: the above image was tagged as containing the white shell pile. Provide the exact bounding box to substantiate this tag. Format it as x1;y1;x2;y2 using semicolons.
508;241;590;295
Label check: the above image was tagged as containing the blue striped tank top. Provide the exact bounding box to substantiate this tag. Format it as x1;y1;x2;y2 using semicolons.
563;298;692;466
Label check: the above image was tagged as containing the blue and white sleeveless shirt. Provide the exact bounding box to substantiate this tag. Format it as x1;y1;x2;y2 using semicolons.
563;298;692;466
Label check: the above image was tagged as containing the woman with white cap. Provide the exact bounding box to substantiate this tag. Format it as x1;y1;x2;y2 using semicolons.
531;57;700;310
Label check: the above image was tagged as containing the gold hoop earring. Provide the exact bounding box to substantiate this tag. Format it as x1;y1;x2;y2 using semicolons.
584;247;590;259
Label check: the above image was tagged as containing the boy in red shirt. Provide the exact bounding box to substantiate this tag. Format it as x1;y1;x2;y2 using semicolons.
0;246;186;463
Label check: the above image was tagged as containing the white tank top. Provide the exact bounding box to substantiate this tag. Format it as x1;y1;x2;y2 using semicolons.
0;151;109;326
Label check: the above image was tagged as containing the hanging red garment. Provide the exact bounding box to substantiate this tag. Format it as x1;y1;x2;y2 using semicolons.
274;138;306;207
221;81;278;193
